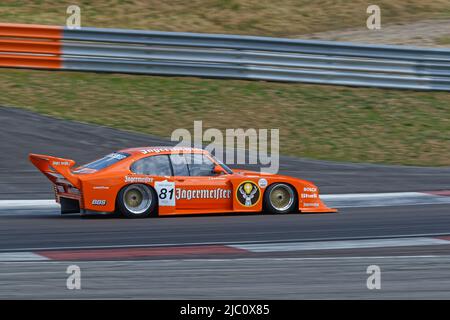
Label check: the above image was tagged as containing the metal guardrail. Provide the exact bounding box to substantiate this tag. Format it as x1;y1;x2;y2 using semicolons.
1;23;450;90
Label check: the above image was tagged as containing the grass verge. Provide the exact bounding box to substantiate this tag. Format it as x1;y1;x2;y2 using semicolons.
435;35;450;45
1;0;450;37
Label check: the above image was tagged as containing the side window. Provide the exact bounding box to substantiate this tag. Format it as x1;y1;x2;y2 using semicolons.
170;154;190;176
131;155;172;176
186;154;215;176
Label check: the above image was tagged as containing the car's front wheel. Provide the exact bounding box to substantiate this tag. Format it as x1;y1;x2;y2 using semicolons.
117;184;157;218
264;183;297;214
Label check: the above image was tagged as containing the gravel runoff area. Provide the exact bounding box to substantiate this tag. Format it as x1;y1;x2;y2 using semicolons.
302;19;450;47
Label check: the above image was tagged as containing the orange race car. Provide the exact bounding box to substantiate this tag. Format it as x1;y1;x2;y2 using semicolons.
29;147;336;218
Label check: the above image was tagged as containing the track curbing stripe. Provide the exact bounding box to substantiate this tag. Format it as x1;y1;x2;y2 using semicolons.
0;252;49;262
229;237;450;253
36;245;249;261
0;236;449;261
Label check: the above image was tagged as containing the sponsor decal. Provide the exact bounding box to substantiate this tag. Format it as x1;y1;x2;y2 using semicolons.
236;181;261;207
258;178;268;188
141;147;199;155
92;199;107;206
303;203;319;207
304;187;317;192
301;193;317;199
93;186;110;190
176;188;231;201
125;176;153;183
52;161;70;166
108;153;127;160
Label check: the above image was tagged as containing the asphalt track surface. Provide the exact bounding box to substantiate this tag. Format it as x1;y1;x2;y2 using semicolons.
3;256;450;299
1;204;450;251
1;106;450;299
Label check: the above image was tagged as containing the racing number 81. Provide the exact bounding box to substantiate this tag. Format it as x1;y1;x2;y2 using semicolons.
158;187;173;200
155;181;176;206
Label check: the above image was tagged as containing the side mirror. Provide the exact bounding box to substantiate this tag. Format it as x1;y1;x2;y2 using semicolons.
213;165;225;175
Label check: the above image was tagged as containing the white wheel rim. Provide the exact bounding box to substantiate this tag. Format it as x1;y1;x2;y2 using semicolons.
269;184;294;212
123;185;152;214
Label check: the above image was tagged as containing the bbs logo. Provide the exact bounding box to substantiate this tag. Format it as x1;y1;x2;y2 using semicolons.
92;199;107;206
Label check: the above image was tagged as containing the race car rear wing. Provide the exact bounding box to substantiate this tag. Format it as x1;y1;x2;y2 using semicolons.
29;153;81;189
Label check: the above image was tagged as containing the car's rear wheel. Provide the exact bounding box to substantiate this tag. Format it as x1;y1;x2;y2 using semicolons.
117;184;157;218
264;183;297;214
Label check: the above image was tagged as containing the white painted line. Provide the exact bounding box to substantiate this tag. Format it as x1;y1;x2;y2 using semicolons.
0;252;49;262
230;237;450;253
322;192;428;200
321;192;450;208
0;200;59;210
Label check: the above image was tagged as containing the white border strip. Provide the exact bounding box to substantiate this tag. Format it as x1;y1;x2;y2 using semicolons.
0;191;449;211
0;200;59;210
322;192;450;208
231;237;450;253
0;252;49;262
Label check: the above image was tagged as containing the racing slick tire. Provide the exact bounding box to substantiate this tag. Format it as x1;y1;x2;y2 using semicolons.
117;184;157;218
264;183;297;214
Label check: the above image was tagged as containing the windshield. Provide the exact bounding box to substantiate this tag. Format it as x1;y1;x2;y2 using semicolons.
75;152;130;172
211;155;233;174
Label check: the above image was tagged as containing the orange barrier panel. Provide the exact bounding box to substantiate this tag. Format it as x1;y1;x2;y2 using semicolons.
0;54;62;69
0;23;62;69
0;39;61;54
0;23;62;39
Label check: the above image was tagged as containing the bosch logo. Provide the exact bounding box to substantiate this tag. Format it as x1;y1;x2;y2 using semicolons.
92;199;107;206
